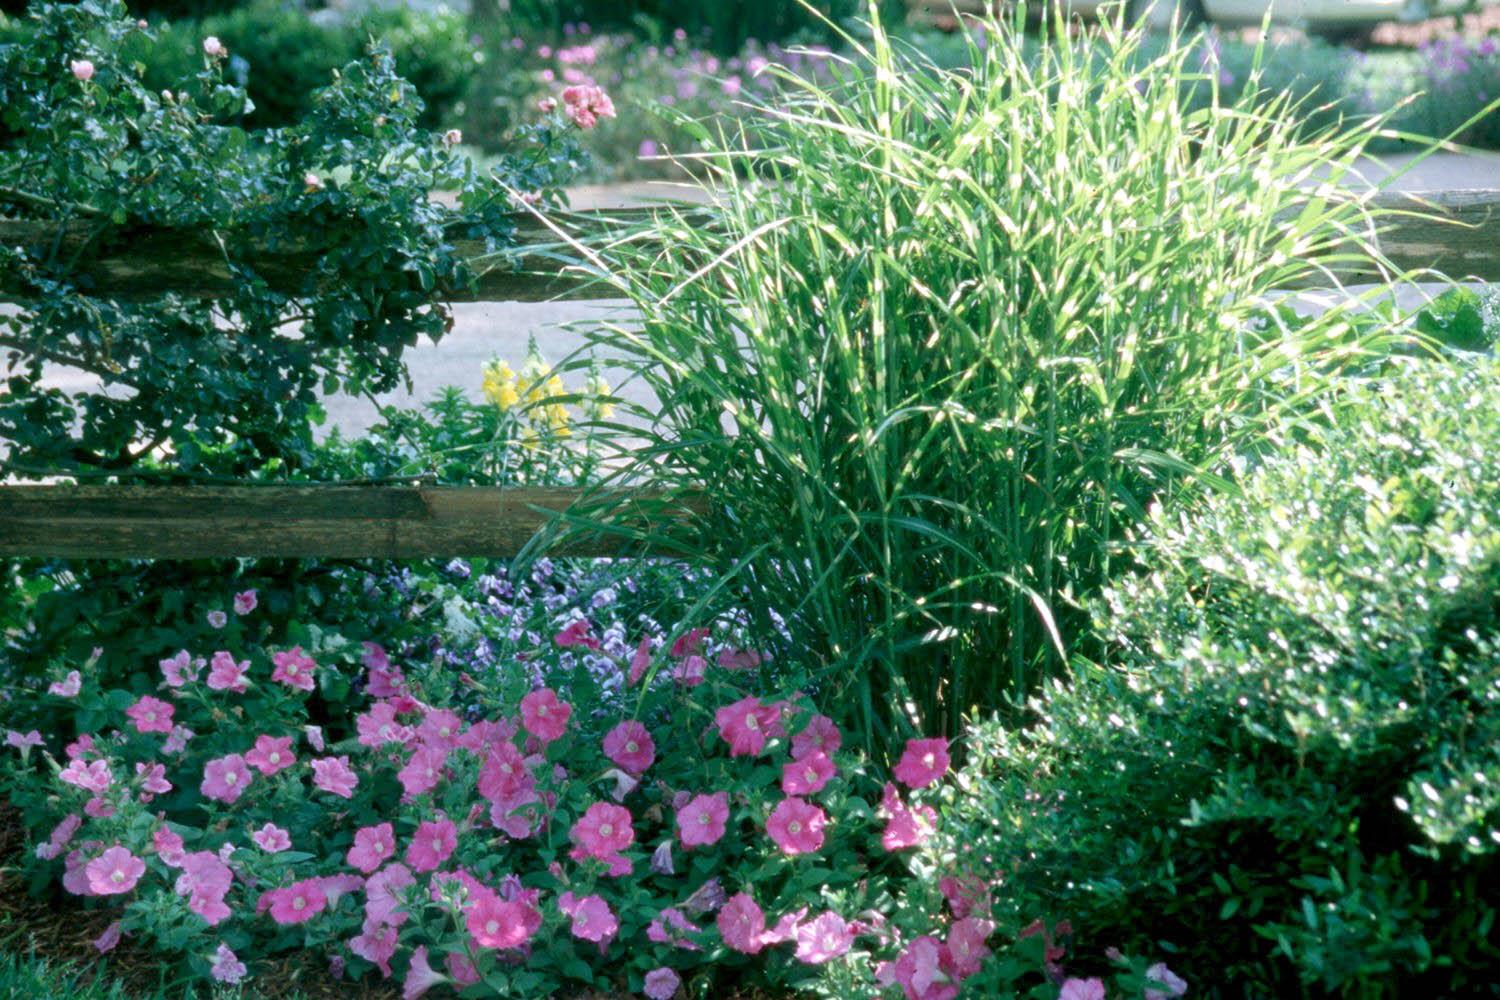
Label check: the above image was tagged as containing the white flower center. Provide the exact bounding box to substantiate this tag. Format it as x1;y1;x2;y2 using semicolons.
745;716;759;731
625;741;638;753
293;897;306;911
111;870;124;883
923;753;935;768
431;837;443;851
485;919;499;935
805;767;818;782
225;771;238;785
698;813;710;825
268;752;281;764
599;823;613;837
788;820;801;834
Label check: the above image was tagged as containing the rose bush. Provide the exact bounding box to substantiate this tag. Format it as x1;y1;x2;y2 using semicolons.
1;583;1184;998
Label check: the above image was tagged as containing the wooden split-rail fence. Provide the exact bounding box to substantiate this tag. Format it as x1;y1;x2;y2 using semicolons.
2;190;1498;560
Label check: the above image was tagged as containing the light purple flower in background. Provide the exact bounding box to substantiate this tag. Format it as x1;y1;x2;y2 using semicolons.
643;967;681;1000
211;943;247;984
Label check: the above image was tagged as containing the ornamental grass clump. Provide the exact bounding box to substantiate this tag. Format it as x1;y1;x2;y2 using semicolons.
583;1;1417;749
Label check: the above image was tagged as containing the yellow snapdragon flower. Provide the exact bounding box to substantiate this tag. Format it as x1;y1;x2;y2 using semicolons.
481;360;521;411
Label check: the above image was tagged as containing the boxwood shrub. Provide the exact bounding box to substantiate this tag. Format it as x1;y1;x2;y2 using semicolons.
940;355;1500;995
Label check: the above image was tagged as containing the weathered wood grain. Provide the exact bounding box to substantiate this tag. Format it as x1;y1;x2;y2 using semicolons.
3;191;1494;303
0;484;701;559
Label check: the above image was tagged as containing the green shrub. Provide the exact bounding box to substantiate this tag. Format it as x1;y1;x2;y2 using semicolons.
939;356;1500;994
135;1;473;130
583;4;1415;752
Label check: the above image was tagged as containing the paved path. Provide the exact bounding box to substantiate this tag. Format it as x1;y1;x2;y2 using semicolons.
30;151;1500;438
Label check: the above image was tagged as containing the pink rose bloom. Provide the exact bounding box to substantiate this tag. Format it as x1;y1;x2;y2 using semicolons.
715;696;779;756
676;792;729;848
351;919;399;977
398;745;448;798
153;826;187;866
643;967;681;1000
357;702;412;747
881;782;938;851
1145;963;1188;1000
135;761;172;798
207;651;249;693
48;670;82;697
159;650;199;687
519;688;571;744
477;741;533;802
232;589;257;615
628;637;653;685
716;893;766;955
311;756;358;798
70;59;94;82
93;921;122;954
560;83;615;129
86;846;145;895
245;734;295;776
365;862;415;927
946;917;993;979
782;750;836;796
264;879;328;925
211;943;247;984
417;709;462;749
554;619;600;649
252;823;292;853
570;802;634;862
403;945;444;999
201;754;252;804
603;720;655;774
126;695;175;734
1059;979;1107;1000
791;714;842;760
893;936;958;1000
765;797;826;856
559;891;619;948
404;818;457;873
893;738;950;789
270;646;317;692
794;911;855;965
60;757;112;793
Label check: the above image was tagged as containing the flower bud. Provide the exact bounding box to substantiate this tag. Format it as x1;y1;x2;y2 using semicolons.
303;172;323;193
442;128;462;147
202;36;226;58
70;59;95;82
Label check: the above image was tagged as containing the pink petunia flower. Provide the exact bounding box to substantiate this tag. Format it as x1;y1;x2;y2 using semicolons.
93;921;122;953
1145;963;1189;1000
477;741;533;802
445;951;480;986
628;637;653;685
135;761;172;798
60;757;112;793
350;919;399;978
647;907;703;951
671;627;710;658
560;84;616;129
245;734;295;776
311;756;358;798
765;797;826;856
200;754;252;804
175;851;234;924
892;738;950;789
558;891;619;949
717;893;766;955
86;846;145;895
417;709;462;749
782;750;837;796
303;725;325;752
356;702;412;748
554;619;600;649
6;729;42;750
64;733;95;760
207;610;228;629
881;782;938;851
163;725;194;754
602;720;655;774
569;802;634;864
402;945;446;999
676;792;729;849
519;687;571;744
211;943;247;984
791;714;842;760
672;654;707;687
946;917;993;980
270;646;317;692
398;745;448;798
404;819;457;873
715;696;779;757
365;862;415;927
48;670;82;697
794;911;855;965
643;967;681;1000
232;589;257;615
35;813;82;861
717;647;762;671
153;826;187;866
126;695;175;734
938;874;991;919
263;879;328;924
466;888;542;950
252;823;292;853
160;650;199;687
207;652;250;693
892;936;958;1000
1059;979;1107;1000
